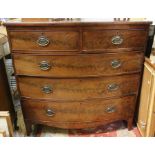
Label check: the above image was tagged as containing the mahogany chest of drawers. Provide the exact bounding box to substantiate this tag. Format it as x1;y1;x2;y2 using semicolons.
5;19;151;135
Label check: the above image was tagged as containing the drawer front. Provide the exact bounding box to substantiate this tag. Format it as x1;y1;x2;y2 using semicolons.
83;30;148;51
18;74;140;101
22;96;136;123
13;52;143;77
9;31;79;51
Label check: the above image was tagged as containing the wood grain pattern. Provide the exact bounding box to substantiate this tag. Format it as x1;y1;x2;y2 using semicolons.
21;95;136;129
83;30;148;51
13;52;143;77
10;31;79;51
5;20;151;135
137;63;153;136
137;61;155;136
17;74;140;101
4;19;152;27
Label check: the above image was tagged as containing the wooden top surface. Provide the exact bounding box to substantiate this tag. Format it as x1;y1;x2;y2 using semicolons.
4;18;152;26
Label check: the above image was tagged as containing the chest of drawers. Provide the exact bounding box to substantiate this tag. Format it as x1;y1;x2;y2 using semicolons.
5;19;151;135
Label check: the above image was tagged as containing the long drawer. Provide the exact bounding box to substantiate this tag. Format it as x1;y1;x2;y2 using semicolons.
9;31;79;51
83;29;148;51
22;95;136;128
17;74;140;101
13;52;143;77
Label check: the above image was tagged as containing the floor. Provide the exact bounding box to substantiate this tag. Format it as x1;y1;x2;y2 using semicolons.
39;122;141;137
14;123;141;137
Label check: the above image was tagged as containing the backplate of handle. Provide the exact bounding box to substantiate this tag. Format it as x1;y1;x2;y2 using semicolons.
46;109;55;117
105;106;116;113
108;83;119;91
39;61;51;71
111;60;122;68
37;35;50;47
111;35;123;45
41;85;53;94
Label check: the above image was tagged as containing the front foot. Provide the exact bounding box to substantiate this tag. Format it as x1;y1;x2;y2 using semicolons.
25;120;33;136
127;118;133;131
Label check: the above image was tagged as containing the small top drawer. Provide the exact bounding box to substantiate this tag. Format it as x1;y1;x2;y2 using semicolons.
83;30;148;51
9;31;79;51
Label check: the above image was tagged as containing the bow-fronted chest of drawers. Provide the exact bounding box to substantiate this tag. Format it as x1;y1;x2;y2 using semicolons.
5;19;151;135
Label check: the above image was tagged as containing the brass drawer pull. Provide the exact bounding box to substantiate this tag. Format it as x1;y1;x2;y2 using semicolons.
111;35;123;45
39;61;51;71
111;60;122;68
108;83;119;91
105;106;116;113
37;35;50;47
46;109;55;117
41;85;53;94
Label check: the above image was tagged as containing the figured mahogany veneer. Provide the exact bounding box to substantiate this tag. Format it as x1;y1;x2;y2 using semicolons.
5;19;151;136
9;31;79;51
18;74;140;101
13;52;143;77
22;95;136;129
83;30;148;51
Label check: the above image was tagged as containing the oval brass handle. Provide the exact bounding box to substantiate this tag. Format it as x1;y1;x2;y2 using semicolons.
46;109;55;117
111;60;122;68
37;35;50;47
41;85;53;94
39;61;51;71
108;83;119;91
105;106;116;113
111;35;123;45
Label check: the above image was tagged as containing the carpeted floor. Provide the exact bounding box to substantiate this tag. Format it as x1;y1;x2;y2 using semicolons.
14;123;141;137
38;121;141;137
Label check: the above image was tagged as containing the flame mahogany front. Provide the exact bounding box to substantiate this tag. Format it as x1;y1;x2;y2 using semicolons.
5;19;151;136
